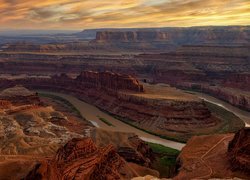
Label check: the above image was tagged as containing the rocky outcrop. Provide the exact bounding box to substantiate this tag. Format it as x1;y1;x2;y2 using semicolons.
25;138;137;180
89;129;154;167
76;71;144;92
0;86;41;105
175;128;250;179
0;86;88;156
228;128;250;174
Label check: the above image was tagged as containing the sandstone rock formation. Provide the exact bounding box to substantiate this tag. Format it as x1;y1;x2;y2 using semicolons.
228;127;250;174
76;71;144;92
0;88;84;156
25;138;138;180
175;128;250;179
0;85;41;105
90;129;154;167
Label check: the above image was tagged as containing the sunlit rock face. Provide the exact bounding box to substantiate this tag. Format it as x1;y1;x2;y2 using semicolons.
0;86;84;156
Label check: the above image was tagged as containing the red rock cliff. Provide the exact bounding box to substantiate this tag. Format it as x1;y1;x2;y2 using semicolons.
76;71;144;92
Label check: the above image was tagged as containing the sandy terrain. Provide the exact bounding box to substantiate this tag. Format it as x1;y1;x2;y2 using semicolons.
129;83;200;101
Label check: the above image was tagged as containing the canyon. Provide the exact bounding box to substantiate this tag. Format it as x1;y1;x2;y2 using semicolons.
0;36;249;111
0;86;165;179
0;26;249;179
0;71;243;142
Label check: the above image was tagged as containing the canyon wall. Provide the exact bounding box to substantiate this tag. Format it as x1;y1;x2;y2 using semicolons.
76;71;143;92
0;43;249;111
200;86;250;111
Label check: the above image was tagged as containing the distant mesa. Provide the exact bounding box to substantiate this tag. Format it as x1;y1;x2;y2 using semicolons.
1;26;249;53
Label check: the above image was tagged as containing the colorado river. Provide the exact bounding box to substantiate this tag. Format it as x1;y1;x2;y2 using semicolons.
191;92;250;127
39;91;185;150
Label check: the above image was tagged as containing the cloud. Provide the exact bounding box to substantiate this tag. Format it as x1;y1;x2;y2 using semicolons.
0;0;249;29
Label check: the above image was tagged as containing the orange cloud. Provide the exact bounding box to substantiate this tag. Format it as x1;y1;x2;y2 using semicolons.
0;0;249;29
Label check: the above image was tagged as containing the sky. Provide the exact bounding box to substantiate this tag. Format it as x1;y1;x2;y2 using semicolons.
0;0;249;30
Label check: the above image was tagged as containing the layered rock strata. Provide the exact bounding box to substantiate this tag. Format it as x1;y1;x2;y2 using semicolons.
0;86;85;156
25;138;138;179
95;27;250;44
76;71;143;92
0;85;41;105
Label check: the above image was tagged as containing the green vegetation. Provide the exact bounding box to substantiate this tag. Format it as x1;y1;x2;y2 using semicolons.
147;142;180;156
97;116;114;126
147;142;180;178
38;93;85;120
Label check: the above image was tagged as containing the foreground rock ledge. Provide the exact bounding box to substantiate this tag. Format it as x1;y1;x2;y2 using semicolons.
175;128;250;179
25;138;140;180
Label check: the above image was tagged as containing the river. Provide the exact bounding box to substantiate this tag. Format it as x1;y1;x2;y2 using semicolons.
39;90;249;151
39;91;185;150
